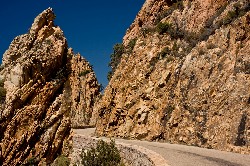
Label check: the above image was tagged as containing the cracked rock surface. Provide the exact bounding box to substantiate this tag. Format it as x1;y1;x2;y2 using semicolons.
95;0;250;154
0;8;100;165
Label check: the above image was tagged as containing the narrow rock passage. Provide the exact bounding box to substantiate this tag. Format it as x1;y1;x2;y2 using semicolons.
74;128;250;166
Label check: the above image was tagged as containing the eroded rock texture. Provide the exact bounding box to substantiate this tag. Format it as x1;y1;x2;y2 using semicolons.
0;8;100;165
96;0;250;154
70;54;100;128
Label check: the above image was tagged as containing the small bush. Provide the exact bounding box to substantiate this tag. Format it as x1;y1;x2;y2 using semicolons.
45;39;52;45
184;32;199;47
158;47;170;59
221;2;250;26
155;0;184;25
0;65;4;72
127;38;137;53
171;41;180;57
166;56;175;63
79;70;91;77
244;62;250;74
81;139;122;166
207;42;216;49
173;0;184;11
0;79;6;101
27;157;36;166
107;71;113;81
108;43;125;80
0;87;6;101
52;155;70;166
162;105;175;124
0;79;4;87
141;27;156;36
197;47;206;55
223;10;237;25
150;56;160;67
156;22;172;35
109;44;124;70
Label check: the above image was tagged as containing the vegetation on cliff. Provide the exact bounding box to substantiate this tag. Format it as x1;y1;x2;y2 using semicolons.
80;140;123;166
96;0;250;154
0;79;6;102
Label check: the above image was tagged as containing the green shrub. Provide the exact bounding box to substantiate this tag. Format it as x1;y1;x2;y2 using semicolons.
52;155;70;166
45;39;52;45
221;2;250;26
79;70;91;77
81;140;122;166
158;47;170;58
150;46;176;67
141;27;156;36
155;0;184;25
171;41;180;57
108;43;125;80
109;43;124;70
150;56;160;67
0;65;4;72
0;79;4;87
223;10;237;25
197;47;206;55
27;157;36;166
107;71;113;81
0;79;6;101
166;56;175;63
127;38;137;53
173;0;184;11
244;62;250;74
0;87;6;101
207;42;216;49
156;21;183;39
156;22;172;35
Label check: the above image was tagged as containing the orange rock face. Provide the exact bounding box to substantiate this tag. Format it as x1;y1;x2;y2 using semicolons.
0;8;100;165
96;0;250;154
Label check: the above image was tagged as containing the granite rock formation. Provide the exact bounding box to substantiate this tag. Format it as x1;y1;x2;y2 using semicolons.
70;54;100;128
95;0;250;154
0;8;100;165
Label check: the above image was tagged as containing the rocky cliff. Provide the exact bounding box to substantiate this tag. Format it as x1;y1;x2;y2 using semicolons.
0;8;100;165
69;54;100;128
95;0;250;154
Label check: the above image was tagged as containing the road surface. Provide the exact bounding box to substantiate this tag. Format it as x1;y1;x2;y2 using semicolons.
73;128;250;166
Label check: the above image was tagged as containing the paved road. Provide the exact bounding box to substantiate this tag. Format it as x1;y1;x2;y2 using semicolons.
73;128;250;166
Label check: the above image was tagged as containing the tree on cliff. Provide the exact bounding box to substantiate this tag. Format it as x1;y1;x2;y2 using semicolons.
107;43;124;81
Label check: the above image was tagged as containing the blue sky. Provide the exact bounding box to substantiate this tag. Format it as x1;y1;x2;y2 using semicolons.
0;0;144;87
